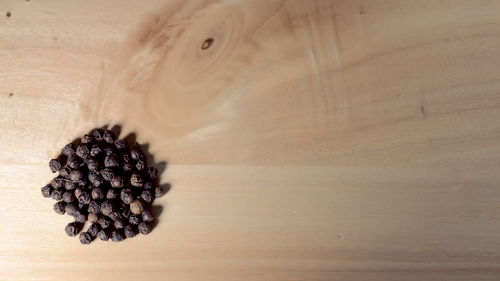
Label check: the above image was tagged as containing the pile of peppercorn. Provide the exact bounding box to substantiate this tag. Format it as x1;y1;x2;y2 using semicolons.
41;128;164;244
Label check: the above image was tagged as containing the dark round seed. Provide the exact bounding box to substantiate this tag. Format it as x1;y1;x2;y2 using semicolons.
128;215;141;225
130;174;143;188
65;222;81;237
111;230;124;242
92;129;103;141
135;159;145;171
103;130;115;144
143;181;153;190
87;223;101;237
101;168;115;181
87;158;99;172
89;172;104;187
49;159;62;173
76;145;90;159
51;177;64;189
81;134;93;144
79;232;92;244
138;222;151;235
98;216;112;228
124;225;137;238
62;191;75;203
65;203;78;216
74;210;87;223
148;167;159;179
100;200;113;216
140;190;153;203
61;143;75;156
69;169;84;181
120;188;134;204
91;188;104;200
104;146;115;156
98;229;109;241
64;180;77;191
155;187;164;198
121;205;131;219
108;211;121;221
78;202;85;210
89;144;102;157
78;192;91;205
122;153;130;163
67;155;81;169
51;189;63;201
74;187;84;199
130;148;142;160
104;154;120;168
113;219;125;229
130;199;144;215
111;176;123;188
88;213;99;223
142;209;153;222
122;163;133;173
53;201;66;214
41;184;53;198
59;167;71;179
115;139;128;150
88;201;101;214
106;189;119;200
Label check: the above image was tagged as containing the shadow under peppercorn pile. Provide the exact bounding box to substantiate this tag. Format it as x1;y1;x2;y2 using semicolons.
41;125;170;244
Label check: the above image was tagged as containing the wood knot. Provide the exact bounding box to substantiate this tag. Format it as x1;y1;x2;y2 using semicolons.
201;38;214;50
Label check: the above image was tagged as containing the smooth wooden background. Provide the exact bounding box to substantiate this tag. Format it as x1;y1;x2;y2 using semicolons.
1;0;500;280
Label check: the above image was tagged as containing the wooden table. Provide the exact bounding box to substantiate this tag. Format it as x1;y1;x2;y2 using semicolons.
1;0;500;280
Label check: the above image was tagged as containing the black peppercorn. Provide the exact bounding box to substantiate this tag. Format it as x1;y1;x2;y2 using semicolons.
78;192;91;205
67;155;81;169
130;174;143;188
61;143;75;156
122;163;133;173
75;145;90;159
87;158;99;172
115;139;128;150
124;225;137;238
106;189;119;200
103;130;115;144
101;168;115;181
100;200;113;216
49;159;62;173
142;209;153;222
140;190;153;203
65;203;78;216
135;159;146;171
130;199;144;215
79;232;92;244
53;201;66;214
89;144;102;157
104;154;120;168
51;189;63;201
111;230;124;242
59;167;71;179
87;223;101;237
130;148;142;160
155;187;164;198
69;169;84;181
91;188;105;200
120;188;134;204
88;201;101;214
110;176;123;188
78;202;85;210
64;180;77;191
98;229;109;241
81;134;93;144
128;214;141;225
113;219;125;229
148;167;159;179
62;191;75;203
65;222;81;237
103;146;115;156
88;172;103;187
122;153;130;163
74;187;84;199
98;216;112;228
88;213;99;223
121;204;131;219
41;184;53;198
50;177;64;189
92;129;103;141
108;211;121;221
143;181;153;190
138;222;151;235
74;210;87;223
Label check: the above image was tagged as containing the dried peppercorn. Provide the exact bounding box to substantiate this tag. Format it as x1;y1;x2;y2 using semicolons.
74;187;84;199
130;174;143;188
88;213;99;223
115;139;128;150
104;154;120;168
104;146;115;156
62;191;75;203
65;222;81;237
64;180;77;191
113;219;125;229
130;148;142;160
106;189;119;200
140;190;153;203
88;172;103;187
100;200;113;216
120;204;131;219
98;229;109;241
59;167;71;179
79;232;92;244
51;189;63;201
111;230;124;242
51;177;64;189
88;201;101;214
103;130;115;144
101;168;114;181
108;211;121;221
122;153;130;163
65;203;78;216
41;184;53;198
78;192;91;205
124;225;137;238
87;223;101;237
67;154;81;169
128;214;141;225
120;188;133;204
142;209;153;222
75;145;89;159
91;188;104;200
89;144;102;157
138;222;151;235
92;129;103;141
87;158;99;172
69;169;84;181
98;216;112;228
53;201;66;214
143;181;153;190
49;159;62;173
135;159;145;171
81;134;93;144
74;210;87;223
61;143;75;156
130;199;144;215
148;167;159;179
122;163;133;173
110;176;123;188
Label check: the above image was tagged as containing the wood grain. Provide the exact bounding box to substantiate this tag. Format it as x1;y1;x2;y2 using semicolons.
1;0;500;280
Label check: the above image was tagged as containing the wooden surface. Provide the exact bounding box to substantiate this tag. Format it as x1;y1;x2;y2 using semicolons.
1;0;500;280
